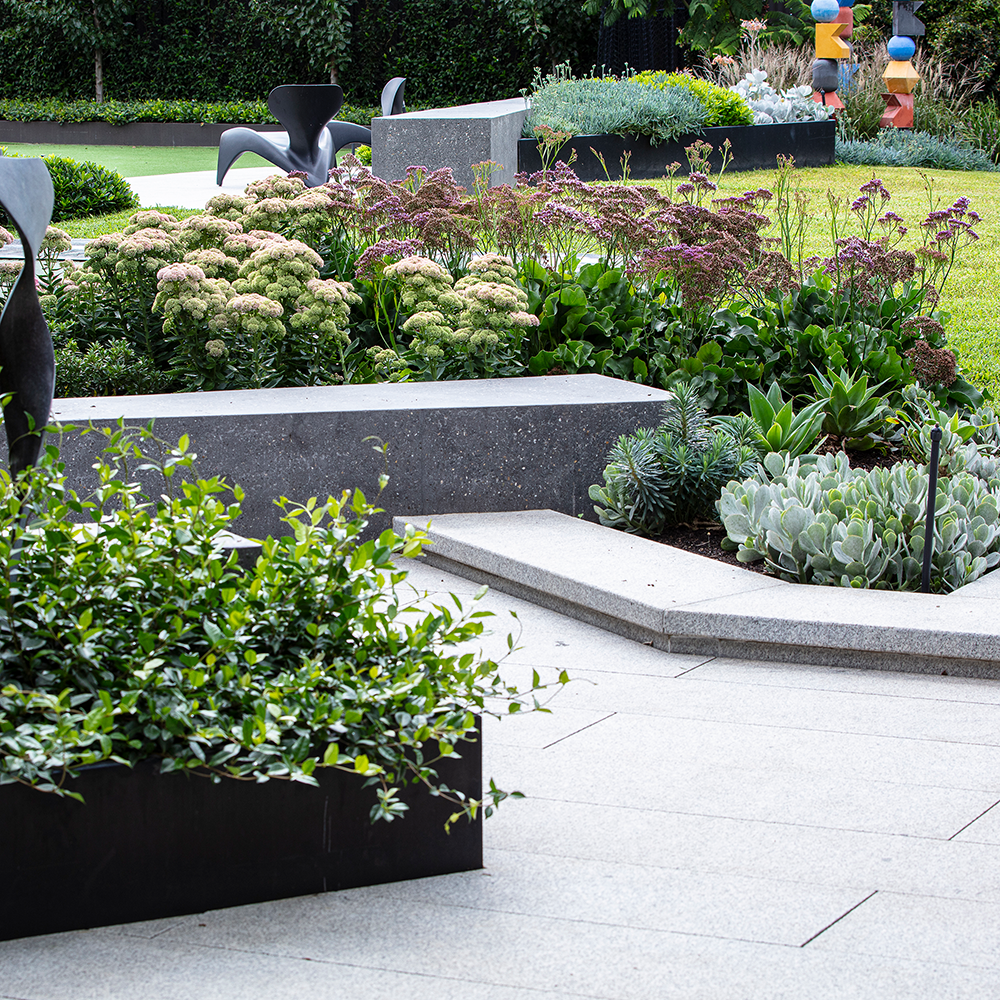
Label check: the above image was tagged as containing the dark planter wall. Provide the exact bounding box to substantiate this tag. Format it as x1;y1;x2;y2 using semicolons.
0;120;284;147
518;120;837;179
2;740;481;941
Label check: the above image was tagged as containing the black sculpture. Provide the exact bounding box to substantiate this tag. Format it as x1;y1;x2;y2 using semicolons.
217;84;370;189
381;77;406;117
0;157;55;474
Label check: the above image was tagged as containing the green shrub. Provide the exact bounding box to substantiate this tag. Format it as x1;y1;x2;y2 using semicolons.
42;155;139;222
719;447;1000;592
54;339;172;397
589;383;757;535
0;429;564;822
836;129;999;171
523;69;708;144
632;71;754;127
0;96;381;127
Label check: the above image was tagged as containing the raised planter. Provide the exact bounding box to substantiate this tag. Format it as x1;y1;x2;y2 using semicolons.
1;737;481;941
47;375;669;541
0;120;283;147
517;120;836;180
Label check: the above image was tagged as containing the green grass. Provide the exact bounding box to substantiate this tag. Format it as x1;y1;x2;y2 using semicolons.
1;142;271;176
57;206;203;237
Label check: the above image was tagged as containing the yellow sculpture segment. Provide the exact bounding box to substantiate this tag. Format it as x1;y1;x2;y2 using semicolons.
882;59;920;94
815;22;851;59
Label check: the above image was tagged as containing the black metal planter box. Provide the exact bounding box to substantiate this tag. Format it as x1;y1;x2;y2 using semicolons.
517;120;836;180
0;120;283;147
1;739;482;941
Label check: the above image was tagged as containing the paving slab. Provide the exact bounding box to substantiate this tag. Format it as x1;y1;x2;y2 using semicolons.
397;509;1000;677
488;748;996;840
123;165;277;209
484;798;1000;901
809;890;1000;971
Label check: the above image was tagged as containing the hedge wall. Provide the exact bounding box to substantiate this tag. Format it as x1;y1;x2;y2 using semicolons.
0;0;600;107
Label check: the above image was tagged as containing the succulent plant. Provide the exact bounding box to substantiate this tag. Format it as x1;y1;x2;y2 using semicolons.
808;368;891;450
718;449;1000;592
716;382;826;457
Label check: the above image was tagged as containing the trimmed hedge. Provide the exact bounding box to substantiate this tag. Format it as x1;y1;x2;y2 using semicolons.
0;98;382;127
0;0;600;108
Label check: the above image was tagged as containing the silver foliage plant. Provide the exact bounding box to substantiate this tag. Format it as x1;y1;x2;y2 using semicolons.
718;444;1000;593
730;70;832;125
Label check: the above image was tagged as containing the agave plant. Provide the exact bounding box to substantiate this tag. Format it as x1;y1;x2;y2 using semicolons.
717;382;825;457
808;368;891;451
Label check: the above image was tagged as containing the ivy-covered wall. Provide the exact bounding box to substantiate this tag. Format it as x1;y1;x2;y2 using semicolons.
0;0;600;105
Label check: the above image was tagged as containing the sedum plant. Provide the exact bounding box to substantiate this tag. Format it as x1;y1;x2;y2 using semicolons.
0;428;566;825
590;382;757;535
718;449;1000;592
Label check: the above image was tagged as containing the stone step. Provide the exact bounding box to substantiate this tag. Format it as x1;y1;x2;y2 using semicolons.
393;508;1000;679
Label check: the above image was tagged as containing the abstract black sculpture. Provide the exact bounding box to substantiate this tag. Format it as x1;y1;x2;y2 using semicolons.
217;84;370;189
381;77;406;117
0;157;55;474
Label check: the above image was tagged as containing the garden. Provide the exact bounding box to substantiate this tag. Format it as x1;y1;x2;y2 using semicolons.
2;0;1000;937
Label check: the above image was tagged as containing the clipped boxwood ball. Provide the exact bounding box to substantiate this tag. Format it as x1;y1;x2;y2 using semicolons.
887;35;916;60
810;0;841;22
42;155;139;223
812;58;841;92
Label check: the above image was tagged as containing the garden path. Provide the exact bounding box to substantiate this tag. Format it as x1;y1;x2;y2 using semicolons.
1;558;999;999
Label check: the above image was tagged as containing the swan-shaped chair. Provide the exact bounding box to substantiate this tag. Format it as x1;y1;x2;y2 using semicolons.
217;84;369;189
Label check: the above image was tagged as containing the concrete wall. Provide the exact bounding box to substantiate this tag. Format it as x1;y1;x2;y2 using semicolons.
370;98;527;190
44;375;669;541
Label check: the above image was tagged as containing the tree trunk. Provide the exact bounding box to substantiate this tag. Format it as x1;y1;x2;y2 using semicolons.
93;3;104;102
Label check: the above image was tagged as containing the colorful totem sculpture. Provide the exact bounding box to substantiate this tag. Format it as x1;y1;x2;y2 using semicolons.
810;0;854;111
881;1;924;128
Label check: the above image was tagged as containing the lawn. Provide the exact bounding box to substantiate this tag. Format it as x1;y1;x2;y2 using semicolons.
1;142;271;176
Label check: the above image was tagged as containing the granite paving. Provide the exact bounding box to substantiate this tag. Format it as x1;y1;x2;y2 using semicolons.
2;558;999;999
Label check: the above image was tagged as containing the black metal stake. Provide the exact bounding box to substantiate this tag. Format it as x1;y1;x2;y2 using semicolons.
920;424;942;594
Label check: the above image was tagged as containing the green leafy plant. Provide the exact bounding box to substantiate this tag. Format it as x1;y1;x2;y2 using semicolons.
41;154;139;222
717;382;825;457
0;427;566;825
54;338;172;397
589;382;757;535
631;70;753;126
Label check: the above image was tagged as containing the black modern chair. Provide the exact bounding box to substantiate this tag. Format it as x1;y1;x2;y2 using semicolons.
381;77;406;117
218;84;367;188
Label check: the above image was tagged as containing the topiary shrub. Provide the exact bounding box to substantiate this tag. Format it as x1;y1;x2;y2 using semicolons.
632;71;754;127
43;155;140;221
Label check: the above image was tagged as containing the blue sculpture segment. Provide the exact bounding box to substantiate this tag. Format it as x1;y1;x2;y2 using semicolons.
218;85;369;189
0;157;55;474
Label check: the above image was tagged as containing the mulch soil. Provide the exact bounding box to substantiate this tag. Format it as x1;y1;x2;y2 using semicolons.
653;446;901;571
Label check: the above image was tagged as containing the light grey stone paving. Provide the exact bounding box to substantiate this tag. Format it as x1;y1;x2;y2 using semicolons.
399;510;1000;674
4;561;1000;999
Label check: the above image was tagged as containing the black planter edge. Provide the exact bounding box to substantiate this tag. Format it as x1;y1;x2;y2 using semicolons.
0;120;285;147
517;120;837;179
2;727;483;940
